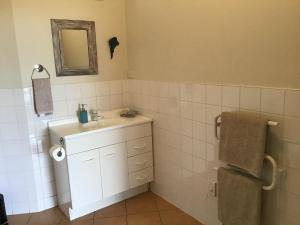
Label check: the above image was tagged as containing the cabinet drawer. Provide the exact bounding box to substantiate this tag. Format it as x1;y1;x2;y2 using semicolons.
125;123;151;141
129;167;153;189
65;129;124;155
127;136;152;157
128;152;153;173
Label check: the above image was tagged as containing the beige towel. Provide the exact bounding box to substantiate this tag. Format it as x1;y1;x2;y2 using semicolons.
32;78;53;116
219;111;268;177
218;167;263;225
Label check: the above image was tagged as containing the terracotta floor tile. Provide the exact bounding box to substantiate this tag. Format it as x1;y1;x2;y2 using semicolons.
28;207;63;225
159;209;203;225
8;214;31;225
127;212;162;225
155;197;177;211
93;216;127;225
94;202;126;219
60;217;93;225
126;192;158;214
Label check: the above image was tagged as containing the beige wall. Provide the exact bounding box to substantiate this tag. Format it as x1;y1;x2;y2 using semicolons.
126;0;300;89
10;0;128;87
0;0;22;88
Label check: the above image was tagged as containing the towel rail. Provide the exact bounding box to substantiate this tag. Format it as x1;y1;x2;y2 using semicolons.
214;115;279;140
214;114;279;191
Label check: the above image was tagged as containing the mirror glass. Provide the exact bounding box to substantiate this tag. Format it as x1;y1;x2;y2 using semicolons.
61;29;89;69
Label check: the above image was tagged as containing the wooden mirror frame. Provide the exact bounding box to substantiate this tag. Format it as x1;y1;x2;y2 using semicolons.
50;19;98;76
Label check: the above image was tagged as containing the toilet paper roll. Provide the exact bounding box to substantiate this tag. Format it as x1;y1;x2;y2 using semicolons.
49;144;66;162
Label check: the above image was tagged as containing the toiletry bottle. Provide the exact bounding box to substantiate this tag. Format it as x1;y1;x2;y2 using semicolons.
79;104;88;124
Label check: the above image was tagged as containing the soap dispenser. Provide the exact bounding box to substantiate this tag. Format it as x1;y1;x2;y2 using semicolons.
79;104;88;124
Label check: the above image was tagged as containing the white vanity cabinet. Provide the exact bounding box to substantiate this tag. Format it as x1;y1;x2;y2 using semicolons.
49;113;153;220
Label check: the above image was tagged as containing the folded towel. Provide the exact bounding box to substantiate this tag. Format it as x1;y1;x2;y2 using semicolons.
218;167;263;225
32;78;53;116
219;111;268;177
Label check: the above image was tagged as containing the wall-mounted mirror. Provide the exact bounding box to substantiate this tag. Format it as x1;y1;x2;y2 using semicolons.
51;19;98;76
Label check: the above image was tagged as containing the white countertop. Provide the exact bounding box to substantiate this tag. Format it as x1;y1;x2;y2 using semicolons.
48;109;152;139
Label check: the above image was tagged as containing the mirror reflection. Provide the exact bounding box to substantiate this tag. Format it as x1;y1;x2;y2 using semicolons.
61;29;89;69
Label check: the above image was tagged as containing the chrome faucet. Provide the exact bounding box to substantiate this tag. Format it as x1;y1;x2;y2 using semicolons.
91;110;104;121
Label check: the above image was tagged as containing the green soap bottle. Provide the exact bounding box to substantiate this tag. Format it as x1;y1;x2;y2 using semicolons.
79;104;88;124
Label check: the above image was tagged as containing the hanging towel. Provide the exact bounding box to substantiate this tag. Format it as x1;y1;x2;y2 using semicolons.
219;111;268;177
218;167;263;225
32;78;53;116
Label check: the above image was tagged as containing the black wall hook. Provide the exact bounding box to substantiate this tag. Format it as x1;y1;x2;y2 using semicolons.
108;37;119;59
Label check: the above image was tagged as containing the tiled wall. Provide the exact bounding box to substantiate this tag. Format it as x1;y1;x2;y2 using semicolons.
124;79;300;225
0;80;126;215
1;78;300;225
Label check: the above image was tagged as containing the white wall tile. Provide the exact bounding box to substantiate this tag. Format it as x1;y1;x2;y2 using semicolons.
96;81;110;96
181;119;193;137
110;94;123;109
193;103;206;122
158;98;170;114
81;83;96;98
261;88;284;114
0;89;15;106
51;85;66;101
192;122;206;141
180;101;193;119
180;84;193;101
283;142;300;170
193;84;206;103
206;85;221;106
65;84;81;100
240;87;261;111
97;96;111;111
284;117;300;144
159;82;169;97
169;83;180;99
193;140;206;159
205;105;221;125
110;80;123;95
285;90;300;117
222;86;240;108
181;136;193;154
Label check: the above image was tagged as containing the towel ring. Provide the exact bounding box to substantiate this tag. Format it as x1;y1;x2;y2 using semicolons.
31;64;51;80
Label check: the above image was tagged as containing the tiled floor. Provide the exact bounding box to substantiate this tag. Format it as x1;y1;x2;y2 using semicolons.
8;192;203;225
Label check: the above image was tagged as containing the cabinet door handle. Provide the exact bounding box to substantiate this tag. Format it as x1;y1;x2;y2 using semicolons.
136;175;149;180
134;144;146;150
83;157;95;162
104;152;116;157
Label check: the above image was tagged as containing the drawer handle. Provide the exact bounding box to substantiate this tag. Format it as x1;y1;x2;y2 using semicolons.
136;175;149;180
83;158;95;162
136;160;148;166
104;153;116;157
134;144;146;150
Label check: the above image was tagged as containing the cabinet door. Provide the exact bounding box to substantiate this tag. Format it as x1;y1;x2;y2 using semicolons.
100;143;129;198
68;150;102;209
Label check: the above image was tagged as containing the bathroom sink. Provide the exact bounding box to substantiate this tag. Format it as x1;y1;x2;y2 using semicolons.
48;109;152;138
79;118;126;131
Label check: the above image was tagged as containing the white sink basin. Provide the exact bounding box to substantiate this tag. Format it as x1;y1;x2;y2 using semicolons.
48;109;152;138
